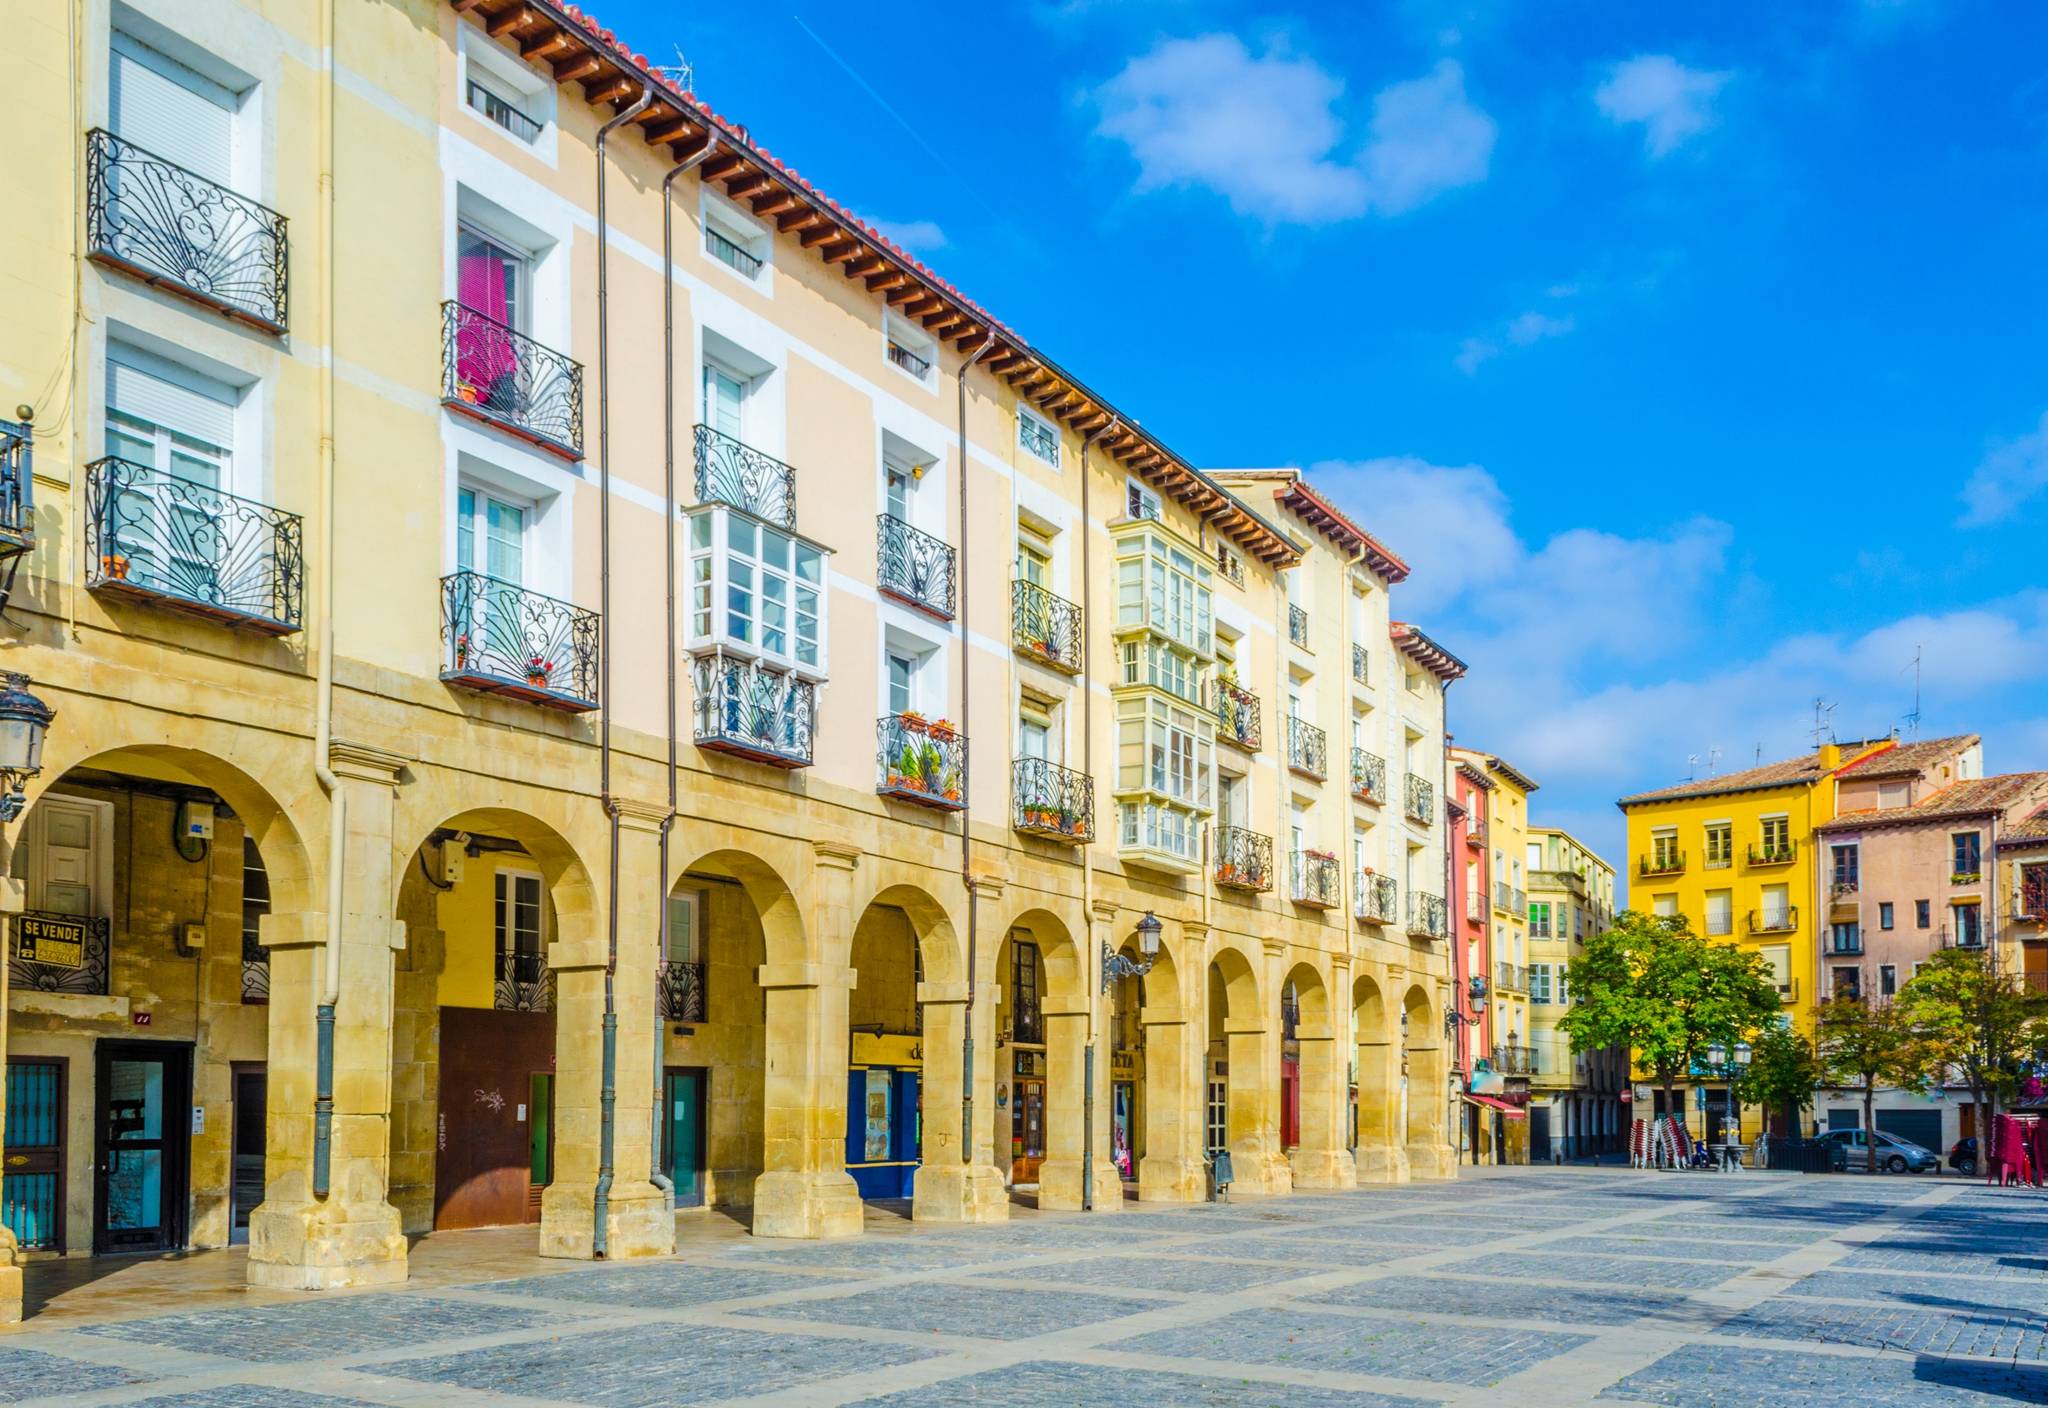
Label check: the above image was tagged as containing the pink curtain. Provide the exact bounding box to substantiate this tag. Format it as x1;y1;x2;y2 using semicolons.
456;252;516;395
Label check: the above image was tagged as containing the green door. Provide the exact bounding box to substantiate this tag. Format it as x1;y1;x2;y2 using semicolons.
664;1069;706;1209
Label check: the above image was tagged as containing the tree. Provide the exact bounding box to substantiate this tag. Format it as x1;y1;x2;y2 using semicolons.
1560;910;1783;1128
1813;997;1924;1173
1735;1020;1822;1136
1895;946;2048;1140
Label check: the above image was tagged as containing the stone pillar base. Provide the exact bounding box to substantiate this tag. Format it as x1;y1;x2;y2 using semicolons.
1138;1154;1206;1203
1;1259;20;1325
1037;1157;1121;1212
247;1198;408;1292
540;1180;675;1260
911;1163;1010;1224
1225;1149;1294;1197
1352;1144;1410;1183
1406;1141;1457;1180
751;1170;863;1239
1287;1146;1357;1190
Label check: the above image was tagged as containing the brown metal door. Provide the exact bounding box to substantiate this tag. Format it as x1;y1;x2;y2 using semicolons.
435;1006;554;1230
1011;1079;1045;1184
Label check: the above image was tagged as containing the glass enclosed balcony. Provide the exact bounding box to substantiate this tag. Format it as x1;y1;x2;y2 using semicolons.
86;457;303;633
440;571;599;711
442;301;583;457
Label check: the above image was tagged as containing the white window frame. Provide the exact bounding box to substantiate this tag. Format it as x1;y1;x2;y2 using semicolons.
1017;406;1060;467
1125;477;1161;522
700;190;772;289
883;313;937;387
458;22;555;154
24;794;116;920
495;865;548;961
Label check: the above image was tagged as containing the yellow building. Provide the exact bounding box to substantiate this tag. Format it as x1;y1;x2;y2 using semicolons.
0;0;1465;1320
1996;811;2048;996
1447;749;1535;1162
1525;827;1620;1159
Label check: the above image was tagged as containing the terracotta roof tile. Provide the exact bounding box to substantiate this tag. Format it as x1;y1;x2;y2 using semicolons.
1618;750;1837;806
1821;772;2048;832
1836;734;1979;779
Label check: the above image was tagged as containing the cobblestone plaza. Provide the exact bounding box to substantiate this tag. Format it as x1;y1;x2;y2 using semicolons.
4;1168;2046;1406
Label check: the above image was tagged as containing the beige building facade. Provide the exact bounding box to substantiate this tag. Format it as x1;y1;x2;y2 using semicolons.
1525;826;1622;1160
0;0;1463;1320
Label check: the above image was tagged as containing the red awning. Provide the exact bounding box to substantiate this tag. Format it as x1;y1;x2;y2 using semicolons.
1463;1094;1526;1118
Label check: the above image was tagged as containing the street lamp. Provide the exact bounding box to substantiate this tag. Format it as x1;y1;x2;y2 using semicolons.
1700;1038;1754;1164
1101;910;1161;991
0;673;53;822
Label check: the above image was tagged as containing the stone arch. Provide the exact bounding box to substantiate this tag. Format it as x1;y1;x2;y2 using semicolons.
1206;939;1284;1195
994;904;1098;1211
669;836;809;971
844;880;961;1205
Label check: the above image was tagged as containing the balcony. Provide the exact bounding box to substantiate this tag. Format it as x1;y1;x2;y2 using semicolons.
85;458;303;633
0;417;34;561
1214;542;1244;587
1404;773;1435;825
1286;717;1327;781
1830;879;1860;911
693;423;795;528
494;948;553;1012
1350;748;1386;804
1938;924;1984;951
1356;872;1398;925
1824;930;1863;956
8;913;112;996
1639;851;1685;878
1012;579;1084;674
1351;643;1368;685
1408;891;1447;939
1287;604;1311;649
658;959;707;1022
85;128;288;332
1747;840;1798;867
691;652;815;768
1748;907;1799;936
1213;678;1262;751
2014;884;2048;924
441;571;599;711
878;713;966;811
1493;1044;1535;1076
876;514;956;619
442;301;584;458
1776;976;1799;1005
1495;962;1528;993
1513;886;1526;914
885;340;931;379
1214;826;1274;893
1290;850;1341;909
1013;757;1093;844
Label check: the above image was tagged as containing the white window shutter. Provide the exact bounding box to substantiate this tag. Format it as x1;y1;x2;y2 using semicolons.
110;33;235;187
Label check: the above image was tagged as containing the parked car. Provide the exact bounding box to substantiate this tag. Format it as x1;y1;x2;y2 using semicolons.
1821;1128;1941;1173
1949;1137;1978;1175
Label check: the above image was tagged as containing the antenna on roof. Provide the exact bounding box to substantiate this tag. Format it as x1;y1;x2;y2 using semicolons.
1706;746;1721;778
1755;743;1763;765
1902;645;1922;741
652;46;695;95
1810;697;1837;749
1687;753;1700;781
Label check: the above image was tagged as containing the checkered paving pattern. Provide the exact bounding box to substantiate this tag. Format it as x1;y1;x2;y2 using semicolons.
5;1166;2044;1407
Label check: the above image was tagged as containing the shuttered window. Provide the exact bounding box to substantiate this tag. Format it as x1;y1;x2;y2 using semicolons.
110;32;235;185
106;346;234;488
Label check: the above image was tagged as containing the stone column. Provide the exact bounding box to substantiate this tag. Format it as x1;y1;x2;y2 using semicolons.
541;797;674;1260
752;840;862;1238
1290;961;1355;1190
1224;1014;1288;1197
249;741;409;1292
1137;1007;1204;1201
1;871;19;1322
1037;994;1114;1211
1404;1022;1455;1180
911;967;1007;1223
1354;985;1407;1184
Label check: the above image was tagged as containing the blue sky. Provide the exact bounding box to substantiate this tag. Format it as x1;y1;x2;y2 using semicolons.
599;0;2048;869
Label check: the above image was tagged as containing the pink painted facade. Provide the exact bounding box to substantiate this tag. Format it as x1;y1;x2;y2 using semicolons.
1449;762;1493;1075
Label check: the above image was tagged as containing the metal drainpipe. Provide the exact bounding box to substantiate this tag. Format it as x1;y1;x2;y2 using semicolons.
311;0;344;1201
1438;684;1456;1158
958;336;995;1166
1077;416;1118;1213
650;132;718;1215
592;84;655;1259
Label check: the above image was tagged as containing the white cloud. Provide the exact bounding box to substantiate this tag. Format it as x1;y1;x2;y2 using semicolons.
1456;308;1576;374
1595;55;1731;158
1958;411;2048;526
862;218;947;254
1306;457;1519;612
1091;38;1493;225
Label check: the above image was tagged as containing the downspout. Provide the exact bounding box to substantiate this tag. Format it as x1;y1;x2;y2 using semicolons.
957;336;995;1166
592;84;655;1258
311;0;343;1201
1077;415;1118;1212
650;132;718;1214
1439;684;1456;1161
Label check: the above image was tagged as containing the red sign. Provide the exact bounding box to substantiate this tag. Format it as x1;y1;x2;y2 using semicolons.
132;1011;152;1026
1619;1089;1632;1103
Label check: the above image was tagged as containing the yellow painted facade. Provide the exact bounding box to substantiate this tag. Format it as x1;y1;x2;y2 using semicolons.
0;0;1463;1320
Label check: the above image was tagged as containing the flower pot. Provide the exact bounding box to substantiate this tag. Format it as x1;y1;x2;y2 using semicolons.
100;553;129;581
525;672;549;689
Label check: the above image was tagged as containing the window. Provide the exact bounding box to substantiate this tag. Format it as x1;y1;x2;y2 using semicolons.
702;362;746;441
1830;844;1859;888
496;869;545;967
883;316;935;383
1760;815;1790;857
1114;530;1213;654
1529;901;1551;938
1018;408;1059;467
1953;901;1982;948
1879;902;1894;931
1879;964;1896;997
684;509;827;676
1018;706;1052;763
1705;889;1733;937
1832;966;1860;1000
458;225;528;332
1651;827;1679;870
467;72;541;142
1761;883;1791;929
105;344;242;596
1529;963;1552;1003
1015;528;1051;587
1125;478;1161;521
1704;823;1732;868
703;202;767;280
1653;894;1677;918
111;30;237;188
1011;940;1042;1043
1829;922;1860;955
1916;899;1931;929
1952;831;1983;879
1877;780;1909;808
26;796;111;918
1557;968;1570;1006
887;651;917;716
665;890;701;965
456;484;527;586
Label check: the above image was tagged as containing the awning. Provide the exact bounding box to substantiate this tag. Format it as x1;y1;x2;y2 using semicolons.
1462;1094;1526;1118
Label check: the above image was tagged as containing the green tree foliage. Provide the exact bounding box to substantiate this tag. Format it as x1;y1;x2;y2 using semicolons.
1894;946;2048;1135
1814;997;1924;1173
1559;910;1783;1119
1735;1020;1822;1135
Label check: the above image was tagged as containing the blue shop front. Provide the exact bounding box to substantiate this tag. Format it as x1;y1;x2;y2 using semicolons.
846;1031;921;1198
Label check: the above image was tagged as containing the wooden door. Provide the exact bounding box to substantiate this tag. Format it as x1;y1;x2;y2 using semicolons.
1011;1080;1045;1183
435;1006;554;1230
3;1058;66;1252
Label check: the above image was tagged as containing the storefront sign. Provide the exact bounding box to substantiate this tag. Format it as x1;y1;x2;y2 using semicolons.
15;913;87;969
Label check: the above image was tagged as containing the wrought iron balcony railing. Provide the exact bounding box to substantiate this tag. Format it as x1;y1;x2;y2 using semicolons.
1013;579;1083;673
659;958;707;1022
693;423;796;527
1639;851;1685;877
1214;825;1274;892
1493;1044;1535;1076
705;226;763;277
1350;747;1386;803
495;948;553;1012
1748;907;1799;936
8;913;112;996
1214;542;1244;587
443;301;583;456
1408;891;1447;939
1495;961;1528;992
1287;717;1327;780
878;713;966;810
1291;851;1341;908
0;417;34;560
1494;881;1513;911
1747;840;1798;867
1355;872;1398;924
1824;928;1862;955
86;128;288;331
441;571;600;711
877;514;956;618
1351;643;1369;685
1012;757;1093;843
1404;773;1435;825
1213;678;1261;750
691;652;815;768
241;927;268;1004
886;341;931;378
1288;603;1310;649
85;457;303;633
